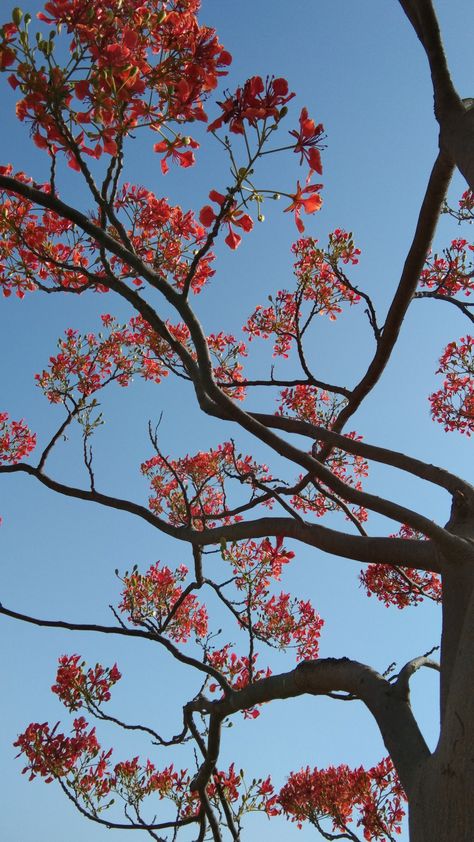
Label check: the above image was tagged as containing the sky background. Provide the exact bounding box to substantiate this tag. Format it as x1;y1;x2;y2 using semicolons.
0;1;473;840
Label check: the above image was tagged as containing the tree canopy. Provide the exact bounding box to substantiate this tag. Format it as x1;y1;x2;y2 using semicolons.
0;2;473;841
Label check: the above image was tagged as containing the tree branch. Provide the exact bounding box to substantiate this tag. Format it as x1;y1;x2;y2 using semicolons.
207;657;431;798
0;463;444;571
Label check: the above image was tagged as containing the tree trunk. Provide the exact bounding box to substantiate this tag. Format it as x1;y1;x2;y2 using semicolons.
440;100;474;194
409;507;474;841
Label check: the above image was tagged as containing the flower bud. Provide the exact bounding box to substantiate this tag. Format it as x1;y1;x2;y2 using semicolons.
12;7;23;26
258;214;265;222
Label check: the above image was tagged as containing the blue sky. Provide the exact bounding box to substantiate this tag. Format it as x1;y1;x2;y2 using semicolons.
0;1;473;840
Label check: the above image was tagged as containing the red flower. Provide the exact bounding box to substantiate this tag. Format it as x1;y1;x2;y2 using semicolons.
199;190;253;249
208;75;294;134
153;136;199;175
289;107;324;174
284;180;323;232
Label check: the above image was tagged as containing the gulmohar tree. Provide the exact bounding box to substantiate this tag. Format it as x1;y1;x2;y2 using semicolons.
0;1;473;840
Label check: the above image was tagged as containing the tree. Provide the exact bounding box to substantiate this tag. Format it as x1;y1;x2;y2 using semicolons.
0;1;473;840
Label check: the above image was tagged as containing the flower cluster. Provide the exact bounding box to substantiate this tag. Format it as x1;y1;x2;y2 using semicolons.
141;442;272;529
359;525;441;608
279;756;406;840
205;764;280;819
113;183;215;292
36;326;144;404
220;538;323;665
429;336;473;435
206;645;272;717
207;331;247;399
254;593;324;661
119;561;208;642
0;166;95;298
223;537;295;598
278;385;344;427
418;238;474;297
14;716;194;811
0;168;215;299
244;234;360;356
0;412;36;463
208;75;294;135
14;717;107;784
3;1;232;170
51;655;122;712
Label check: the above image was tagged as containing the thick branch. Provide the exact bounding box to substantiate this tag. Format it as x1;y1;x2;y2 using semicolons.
398;1;474;190
0;463;444;571
208;658;431;797
250;413;474;503
332;150;454;429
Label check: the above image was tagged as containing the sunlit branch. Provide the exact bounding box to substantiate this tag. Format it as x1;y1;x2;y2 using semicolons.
0;462;445;571
250;412;474;502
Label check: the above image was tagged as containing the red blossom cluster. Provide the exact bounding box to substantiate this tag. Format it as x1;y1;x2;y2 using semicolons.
360;525;441;608
141;442;272;529
205;764;280;818
36;314;248;410
269;424;368;523
208;75;294;135
207;331;247;399
244;234;361;356
221;537;322;661
52;655;121;711
278;384;344;427
113;183;215;292
418;238;474;297
199;189;253;250
14;716;196;811
119;561;208;641
0;165;97;298
36;326;144;403
429;336;474;435
223;537;295;594
254;593;323;661
0;412;36;463
14;707;278;820
14;716;107;785
2;0;232;170
279;756;406;840
0;167;216;299
206;645;272;717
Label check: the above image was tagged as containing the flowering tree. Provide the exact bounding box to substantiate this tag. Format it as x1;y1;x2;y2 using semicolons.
0;2;473;842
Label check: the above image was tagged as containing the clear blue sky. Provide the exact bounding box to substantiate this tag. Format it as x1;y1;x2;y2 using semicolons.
0;1;473;840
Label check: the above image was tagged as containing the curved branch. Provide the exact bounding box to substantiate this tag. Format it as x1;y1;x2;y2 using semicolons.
0;604;232;693
393;654;440;701
249;412;474;502
57;778;193;835
398;1;474;190
0;463;444;571
332;150;454;430
207;658;431;798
